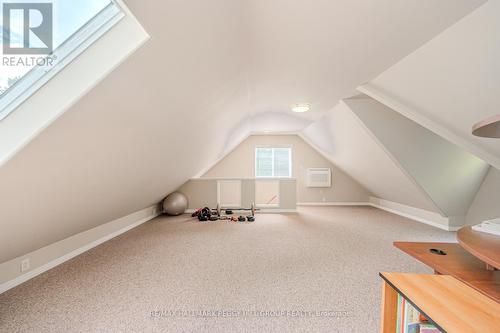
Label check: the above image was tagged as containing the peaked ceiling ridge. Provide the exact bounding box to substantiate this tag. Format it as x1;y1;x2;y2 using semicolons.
344;95;490;218
358;83;500;170
340;98;445;217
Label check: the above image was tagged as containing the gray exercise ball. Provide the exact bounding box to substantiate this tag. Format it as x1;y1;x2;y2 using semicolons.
162;192;188;216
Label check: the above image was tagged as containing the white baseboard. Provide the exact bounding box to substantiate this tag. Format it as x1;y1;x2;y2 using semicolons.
259;208;297;213
300;199;458;231
0;205;160;295
297;202;370;206
368;197;454;231
370;202;450;231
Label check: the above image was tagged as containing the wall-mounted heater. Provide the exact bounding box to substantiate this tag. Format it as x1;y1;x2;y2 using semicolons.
307;168;331;188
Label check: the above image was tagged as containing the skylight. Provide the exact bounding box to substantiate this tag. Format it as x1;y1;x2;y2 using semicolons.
0;0;124;120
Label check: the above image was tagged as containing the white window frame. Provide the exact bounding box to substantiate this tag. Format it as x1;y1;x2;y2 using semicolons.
0;1;125;121
255;146;292;179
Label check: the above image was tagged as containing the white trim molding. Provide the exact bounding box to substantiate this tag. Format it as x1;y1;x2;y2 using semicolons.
0;205;160;295
258;208;297;214
297;202;370;206
298;200;460;231
368;197;457;231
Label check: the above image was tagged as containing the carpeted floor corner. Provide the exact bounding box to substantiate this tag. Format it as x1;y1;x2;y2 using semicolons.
0;206;456;332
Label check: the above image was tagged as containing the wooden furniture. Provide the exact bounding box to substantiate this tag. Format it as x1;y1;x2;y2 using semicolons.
394;242;500;303
389;225;500;331
458;226;500;271
380;272;500;333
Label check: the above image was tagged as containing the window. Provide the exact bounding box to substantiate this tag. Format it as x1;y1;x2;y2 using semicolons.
0;0;124;120
255;147;292;178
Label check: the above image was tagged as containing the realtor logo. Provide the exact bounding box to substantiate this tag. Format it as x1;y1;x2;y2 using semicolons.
2;2;53;54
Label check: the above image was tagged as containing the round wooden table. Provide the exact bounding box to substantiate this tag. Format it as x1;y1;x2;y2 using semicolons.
458;226;500;271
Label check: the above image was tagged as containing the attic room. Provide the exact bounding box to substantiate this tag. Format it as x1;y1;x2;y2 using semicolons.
0;0;499;332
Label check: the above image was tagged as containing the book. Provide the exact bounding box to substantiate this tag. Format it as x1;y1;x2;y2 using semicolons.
407;322;420;333
396;294;403;333
420;324;442;333
404;300;420;328
398;298;443;333
407;322;442;333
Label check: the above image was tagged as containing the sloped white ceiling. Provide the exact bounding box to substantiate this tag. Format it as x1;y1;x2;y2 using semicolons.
345;96;489;218
302;101;439;212
247;0;485;122
362;0;500;169
0;0;486;262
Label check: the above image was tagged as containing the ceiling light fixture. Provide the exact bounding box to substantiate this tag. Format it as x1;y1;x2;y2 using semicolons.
291;103;310;113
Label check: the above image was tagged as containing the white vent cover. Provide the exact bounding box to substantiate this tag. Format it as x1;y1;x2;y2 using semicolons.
307;168;331;188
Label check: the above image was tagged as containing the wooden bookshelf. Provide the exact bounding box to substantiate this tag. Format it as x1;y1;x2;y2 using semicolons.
380;272;500;333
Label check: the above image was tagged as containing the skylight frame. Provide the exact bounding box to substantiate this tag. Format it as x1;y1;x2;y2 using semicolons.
0;1;125;121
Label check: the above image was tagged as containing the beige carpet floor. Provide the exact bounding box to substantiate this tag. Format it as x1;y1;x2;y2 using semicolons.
0;206;456;333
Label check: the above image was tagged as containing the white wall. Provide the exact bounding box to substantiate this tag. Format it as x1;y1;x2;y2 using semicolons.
201;135;371;203
346;96;489;219
466;167;500;226
178;178;297;211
